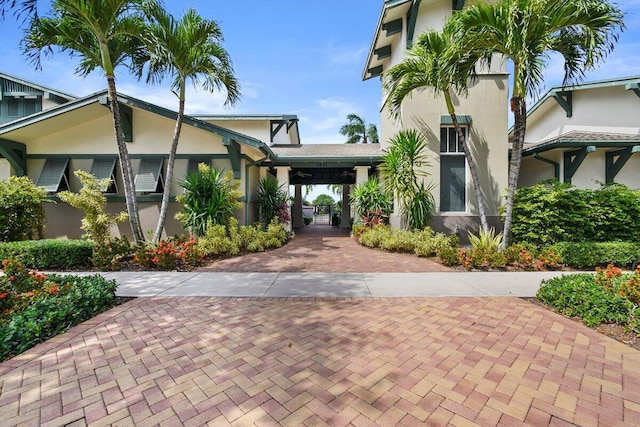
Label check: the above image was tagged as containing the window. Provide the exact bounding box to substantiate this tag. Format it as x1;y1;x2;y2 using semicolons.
135;158;164;193
187;157;211;175
36;158;70;193
24;98;38;116
440;126;467;212
90;158;118;193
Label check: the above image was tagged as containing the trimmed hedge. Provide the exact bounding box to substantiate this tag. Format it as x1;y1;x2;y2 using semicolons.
0;274;118;360
552;241;640;269
0;239;94;269
511;181;640;245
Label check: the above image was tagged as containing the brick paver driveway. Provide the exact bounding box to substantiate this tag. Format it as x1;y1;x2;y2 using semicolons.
2;296;640;426
197;225;451;273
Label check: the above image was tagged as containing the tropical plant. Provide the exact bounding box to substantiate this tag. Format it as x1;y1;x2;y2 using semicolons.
57;170;127;245
339;113;379;144
0;176;50;242
468;227;503;252
175;163;241;236
256;176;288;227
456;0;624;247
349;178;392;221
383;21;490;232
22;0;154;243
138;6;240;243
312;194;335;207
379;129;435;230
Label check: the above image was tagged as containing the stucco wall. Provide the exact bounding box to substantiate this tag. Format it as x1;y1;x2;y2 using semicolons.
526;86;640;143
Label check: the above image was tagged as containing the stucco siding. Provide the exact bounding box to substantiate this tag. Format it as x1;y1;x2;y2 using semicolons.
526;86;640;143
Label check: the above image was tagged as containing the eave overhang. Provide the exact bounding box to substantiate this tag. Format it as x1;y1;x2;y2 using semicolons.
362;0;413;81
522;132;640;156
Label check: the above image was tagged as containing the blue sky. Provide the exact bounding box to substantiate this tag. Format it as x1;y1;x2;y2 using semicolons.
0;1;639;150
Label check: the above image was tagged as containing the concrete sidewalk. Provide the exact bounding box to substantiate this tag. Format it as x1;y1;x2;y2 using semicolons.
71;270;570;298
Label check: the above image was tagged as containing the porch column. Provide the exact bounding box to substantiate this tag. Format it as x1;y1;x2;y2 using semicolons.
275;166;291;232
292;184;304;229
340;184;350;228
353;166;370;223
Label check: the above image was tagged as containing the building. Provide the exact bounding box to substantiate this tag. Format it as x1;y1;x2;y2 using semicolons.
519;76;640;189
0;72;382;239
363;0;509;236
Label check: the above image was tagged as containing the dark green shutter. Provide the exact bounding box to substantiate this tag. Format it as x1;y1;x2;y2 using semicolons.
36;158;69;193
135;158;164;193
440;156;466;212
90;158;118;193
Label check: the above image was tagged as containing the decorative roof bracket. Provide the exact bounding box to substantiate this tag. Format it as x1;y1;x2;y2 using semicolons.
551;90;572;117
563;145;595;183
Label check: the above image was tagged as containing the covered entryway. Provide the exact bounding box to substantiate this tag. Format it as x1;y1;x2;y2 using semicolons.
266;144;384;229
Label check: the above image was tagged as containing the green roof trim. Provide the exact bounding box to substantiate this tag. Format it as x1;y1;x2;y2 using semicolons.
0;138;26;176
523;133;640;156
406;0;422;48
441;115;472;125
606;146;640;183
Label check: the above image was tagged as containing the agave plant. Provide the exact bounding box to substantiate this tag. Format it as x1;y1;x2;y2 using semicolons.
468;227;503;252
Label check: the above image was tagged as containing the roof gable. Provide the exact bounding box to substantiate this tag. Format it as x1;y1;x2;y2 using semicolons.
0;72;76;103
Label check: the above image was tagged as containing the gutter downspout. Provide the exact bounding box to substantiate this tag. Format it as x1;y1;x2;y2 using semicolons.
533;153;560;180
244;154;270;225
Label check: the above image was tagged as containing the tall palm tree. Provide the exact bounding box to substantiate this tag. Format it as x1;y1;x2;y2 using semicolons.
0;0;37;20
383;21;491;233
139;7;240;243
23;0;151;243
339;113;379;144
456;0;624;247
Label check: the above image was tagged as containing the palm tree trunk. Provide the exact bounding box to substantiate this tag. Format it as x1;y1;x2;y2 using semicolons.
444;90;489;233
106;75;145;243
501;96;527;249
153;92;185;243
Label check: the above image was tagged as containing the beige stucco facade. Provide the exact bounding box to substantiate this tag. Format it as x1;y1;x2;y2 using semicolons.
520;77;640;189
365;0;508;235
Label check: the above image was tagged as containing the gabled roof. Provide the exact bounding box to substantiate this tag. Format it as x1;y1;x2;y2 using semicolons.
0;90;276;158
527;75;640;118
271;143;384;167
0;71;76;103
362;0;413;81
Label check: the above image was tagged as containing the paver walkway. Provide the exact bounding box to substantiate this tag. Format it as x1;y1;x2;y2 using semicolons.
1;297;640;426
197;225;451;273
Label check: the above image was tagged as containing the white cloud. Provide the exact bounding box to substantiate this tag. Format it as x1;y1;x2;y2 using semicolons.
326;43;369;67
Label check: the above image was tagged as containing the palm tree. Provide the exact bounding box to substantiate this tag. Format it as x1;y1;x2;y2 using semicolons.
23;0;151;243
0;0;37;20
456;0;624;247
339;113;379;144
139;7;240;243
383;21;490;233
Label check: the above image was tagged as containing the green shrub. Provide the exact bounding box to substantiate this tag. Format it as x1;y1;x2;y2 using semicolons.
537;274;632;326
176;164;241;236
197;218;288;258
58;170;127;245
91;236;132;270
0;273;118;360
0;176;51;242
0;239;94;269
378;228;414;252
358;225;392;248
511;180;640;245
349;178;392;223
436;245;459;266
552;241;640;269
414;229;457;257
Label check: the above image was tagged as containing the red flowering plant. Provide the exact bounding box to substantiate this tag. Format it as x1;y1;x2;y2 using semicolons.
134;236;203;270
1;259;63;319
